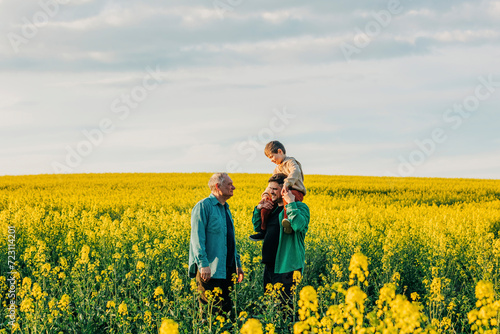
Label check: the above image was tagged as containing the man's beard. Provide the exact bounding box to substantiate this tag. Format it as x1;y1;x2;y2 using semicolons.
272;197;283;205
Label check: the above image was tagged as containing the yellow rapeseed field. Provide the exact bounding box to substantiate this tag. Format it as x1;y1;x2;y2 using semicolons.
0;173;499;333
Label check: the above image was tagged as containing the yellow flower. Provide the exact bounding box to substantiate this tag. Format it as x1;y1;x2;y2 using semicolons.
348;252;369;284
299;285;317;304
190;279;197;292
48;298;57;310
215;315;225;327
20;297;34;313
144;310;152;324
22;277;32;294
297;286;319;324
213;287;223;296
240;318;263;334
265;323;276;334
59;294;71;312
80;245;90;264
154;286;165;297
475;280;494;301
41;263;51;277
60;257;68;270
345;285;367;327
118;301;128;316
293;320;310;333
170;270;183;292
239;311;248;320
32;283;46;300
429;277;445;302
377;283;396;307
468;280;500;331
136;261;146;271
293;270;302;284
106;301;116;309
159;318;179;334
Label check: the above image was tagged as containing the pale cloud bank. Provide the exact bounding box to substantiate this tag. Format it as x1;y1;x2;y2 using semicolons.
0;0;499;178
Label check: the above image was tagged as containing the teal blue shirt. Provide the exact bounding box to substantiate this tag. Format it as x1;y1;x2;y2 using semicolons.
189;194;242;279
252;201;310;274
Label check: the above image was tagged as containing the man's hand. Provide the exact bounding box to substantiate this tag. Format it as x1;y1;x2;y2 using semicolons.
200;266;211;282
257;199;274;210
236;267;244;283
282;187;295;203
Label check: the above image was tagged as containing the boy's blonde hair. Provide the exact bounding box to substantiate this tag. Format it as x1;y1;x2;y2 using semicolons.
264;140;286;157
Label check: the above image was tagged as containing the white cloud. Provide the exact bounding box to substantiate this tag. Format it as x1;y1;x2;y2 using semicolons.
432;29;500;43
48;5;221;30
405;8;437;18
415;151;500;178
490;1;500;17
0;111;35;127
180;34;347;58
392;29;500;44
0;95;21;109
1;1;500;178
261;9;304;24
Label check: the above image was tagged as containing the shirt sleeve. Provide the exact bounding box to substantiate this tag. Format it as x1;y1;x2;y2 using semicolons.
252;207;262;232
285;202;309;233
190;202;210;268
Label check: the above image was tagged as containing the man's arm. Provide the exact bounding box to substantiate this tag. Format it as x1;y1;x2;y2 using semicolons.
252;199;273;231
190;202;211;280
252;206;262;232
285;202;310;233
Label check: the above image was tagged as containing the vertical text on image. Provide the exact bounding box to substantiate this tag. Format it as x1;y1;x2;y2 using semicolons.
7;225;17;326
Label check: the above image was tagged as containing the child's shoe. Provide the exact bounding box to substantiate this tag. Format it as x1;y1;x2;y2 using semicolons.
282;219;292;234
249;231;266;241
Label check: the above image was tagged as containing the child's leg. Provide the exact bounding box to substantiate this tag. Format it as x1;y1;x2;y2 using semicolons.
260;207;272;231
283;190;305;219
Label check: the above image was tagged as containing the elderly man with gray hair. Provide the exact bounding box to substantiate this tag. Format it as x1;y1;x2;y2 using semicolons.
188;172;244;317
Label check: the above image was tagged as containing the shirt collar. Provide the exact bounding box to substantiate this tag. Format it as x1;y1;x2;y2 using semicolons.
208;193;229;208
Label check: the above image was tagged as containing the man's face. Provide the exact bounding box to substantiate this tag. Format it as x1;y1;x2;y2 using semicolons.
218;175;235;199
268;181;283;203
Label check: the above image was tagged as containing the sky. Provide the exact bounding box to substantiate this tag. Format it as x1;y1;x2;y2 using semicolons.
1;0;499;179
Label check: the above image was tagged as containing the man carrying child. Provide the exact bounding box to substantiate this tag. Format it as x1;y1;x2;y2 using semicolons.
251;173;310;316
250;140;307;240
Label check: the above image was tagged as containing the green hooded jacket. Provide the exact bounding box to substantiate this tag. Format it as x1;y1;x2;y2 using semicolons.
252;201;310;274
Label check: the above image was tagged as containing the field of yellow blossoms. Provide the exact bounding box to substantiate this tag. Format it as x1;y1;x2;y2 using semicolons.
0;173;499;333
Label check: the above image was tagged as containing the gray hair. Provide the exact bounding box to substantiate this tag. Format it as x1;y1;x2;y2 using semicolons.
208;172;228;192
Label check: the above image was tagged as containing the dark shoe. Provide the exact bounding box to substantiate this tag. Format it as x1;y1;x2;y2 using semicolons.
282;219;292;234
249;231;266;241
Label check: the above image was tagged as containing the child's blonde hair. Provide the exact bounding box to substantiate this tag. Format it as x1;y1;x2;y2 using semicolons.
264;141;286;157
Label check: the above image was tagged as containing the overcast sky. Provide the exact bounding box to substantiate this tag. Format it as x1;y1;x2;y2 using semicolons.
1;0;499;179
